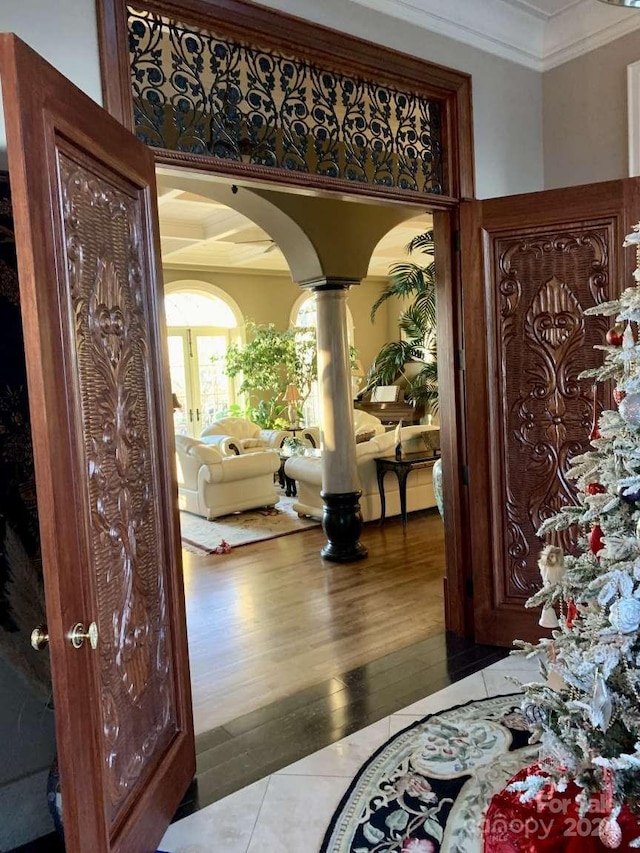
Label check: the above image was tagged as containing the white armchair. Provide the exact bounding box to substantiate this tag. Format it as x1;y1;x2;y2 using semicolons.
200;417;289;455
175;435;281;520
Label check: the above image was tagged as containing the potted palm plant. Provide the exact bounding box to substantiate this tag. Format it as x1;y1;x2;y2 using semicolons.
361;230;438;416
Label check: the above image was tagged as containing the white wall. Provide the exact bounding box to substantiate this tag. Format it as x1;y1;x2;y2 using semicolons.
544;28;640;190
0;0;544;198
0;0;102;166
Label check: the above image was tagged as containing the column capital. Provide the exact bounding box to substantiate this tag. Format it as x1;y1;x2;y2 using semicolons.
299;276;360;292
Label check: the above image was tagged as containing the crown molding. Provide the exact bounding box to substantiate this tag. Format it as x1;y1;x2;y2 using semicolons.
343;0;640;72
346;0;545;70
542;1;640;70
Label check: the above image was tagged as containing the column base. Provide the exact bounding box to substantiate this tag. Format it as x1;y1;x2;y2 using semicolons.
320;490;368;562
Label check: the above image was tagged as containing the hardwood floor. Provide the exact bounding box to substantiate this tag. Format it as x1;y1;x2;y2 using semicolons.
183;507;446;734
190;633;506;808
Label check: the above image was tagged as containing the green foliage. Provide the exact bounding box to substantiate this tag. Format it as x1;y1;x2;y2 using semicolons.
225;321;322;429
364;230;438;414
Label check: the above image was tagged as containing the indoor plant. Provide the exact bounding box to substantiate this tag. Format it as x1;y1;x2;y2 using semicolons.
362;230;438;416
224;321;317;429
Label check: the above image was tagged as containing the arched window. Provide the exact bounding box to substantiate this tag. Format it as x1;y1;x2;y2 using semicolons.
165;284;242;436
290;293;355;428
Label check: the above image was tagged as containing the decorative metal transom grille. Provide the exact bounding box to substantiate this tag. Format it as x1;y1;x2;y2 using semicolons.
127;7;445;195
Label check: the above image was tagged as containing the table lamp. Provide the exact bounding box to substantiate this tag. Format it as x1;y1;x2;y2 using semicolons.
283;383;301;428
351;359;365;399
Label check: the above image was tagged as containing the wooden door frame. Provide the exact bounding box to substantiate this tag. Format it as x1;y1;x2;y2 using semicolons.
95;0;476;638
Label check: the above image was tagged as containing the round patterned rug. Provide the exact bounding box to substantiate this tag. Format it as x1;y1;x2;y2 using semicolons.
320;693;538;853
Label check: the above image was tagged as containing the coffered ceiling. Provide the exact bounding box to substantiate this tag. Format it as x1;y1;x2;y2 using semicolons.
158;186;432;279
347;0;640;70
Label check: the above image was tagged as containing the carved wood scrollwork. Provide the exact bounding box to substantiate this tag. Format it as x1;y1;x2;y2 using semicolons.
493;229;610;600
59;152;175;818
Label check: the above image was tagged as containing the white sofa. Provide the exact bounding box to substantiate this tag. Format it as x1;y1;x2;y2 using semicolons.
175;435;281;519
200;417;289;456
284;425;440;522
299;409;386;449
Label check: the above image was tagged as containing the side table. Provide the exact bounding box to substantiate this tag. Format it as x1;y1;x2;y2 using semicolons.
277;453;297;497
374;450;438;529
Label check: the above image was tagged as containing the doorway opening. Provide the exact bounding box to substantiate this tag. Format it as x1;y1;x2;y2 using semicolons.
156;169;454;804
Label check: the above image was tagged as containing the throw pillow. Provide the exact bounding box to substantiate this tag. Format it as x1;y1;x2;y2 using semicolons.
241;438;263;449
355;429;376;444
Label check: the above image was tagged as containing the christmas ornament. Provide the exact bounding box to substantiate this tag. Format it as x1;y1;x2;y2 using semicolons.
606;325;624;347
565;599;578;628
590;382;601;440
522;701;546;726
602;768;615;812
539;605;559;628
613;388;627;405
587;482;606;494
538;544;565;585
591;673;613;730
599;815;623;849
618;392;640;426
623;322;636;350
589;524;604;555
609;597;640;634
546;668;565;692
618;484;640;503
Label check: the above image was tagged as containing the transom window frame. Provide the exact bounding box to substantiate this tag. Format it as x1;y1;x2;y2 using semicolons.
97;0;475;206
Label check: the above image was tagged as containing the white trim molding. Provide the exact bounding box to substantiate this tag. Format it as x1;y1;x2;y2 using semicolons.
344;0;640;71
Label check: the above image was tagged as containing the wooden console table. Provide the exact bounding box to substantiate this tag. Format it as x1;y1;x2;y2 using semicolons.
374;450;438;529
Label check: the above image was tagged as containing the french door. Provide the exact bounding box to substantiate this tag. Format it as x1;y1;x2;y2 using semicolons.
167;326;235;436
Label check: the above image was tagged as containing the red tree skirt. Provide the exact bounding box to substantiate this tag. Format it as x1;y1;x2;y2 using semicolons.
483;765;639;852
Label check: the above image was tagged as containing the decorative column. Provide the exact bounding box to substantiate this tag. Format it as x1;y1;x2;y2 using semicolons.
303;277;367;562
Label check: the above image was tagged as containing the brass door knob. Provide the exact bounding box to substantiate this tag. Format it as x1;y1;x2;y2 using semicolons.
68;621;98;650
31;625;49;651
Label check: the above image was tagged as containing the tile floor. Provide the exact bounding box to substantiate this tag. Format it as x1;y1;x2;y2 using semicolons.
160;654;541;853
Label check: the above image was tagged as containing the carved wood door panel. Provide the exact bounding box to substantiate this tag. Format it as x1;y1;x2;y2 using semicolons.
0;35;194;852
460;181;640;646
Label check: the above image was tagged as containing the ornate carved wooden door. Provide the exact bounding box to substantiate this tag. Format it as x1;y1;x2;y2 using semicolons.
0;35;194;852
460;180;640;646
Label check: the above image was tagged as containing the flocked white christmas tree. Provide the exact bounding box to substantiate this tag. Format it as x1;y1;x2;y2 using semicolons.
513;224;640;850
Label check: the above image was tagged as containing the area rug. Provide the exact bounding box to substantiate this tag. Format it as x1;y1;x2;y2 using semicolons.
179;496;320;554
321;692;538;853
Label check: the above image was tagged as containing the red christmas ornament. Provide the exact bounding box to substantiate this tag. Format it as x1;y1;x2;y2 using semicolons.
566;599;578;629
587;483;606;495
614;389;627;405
589;524;605;556
606;326;624;347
